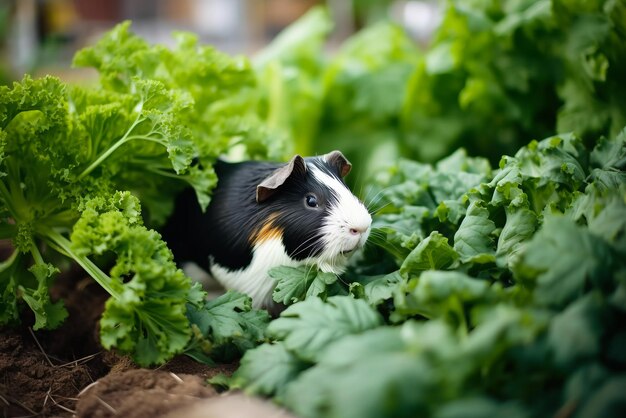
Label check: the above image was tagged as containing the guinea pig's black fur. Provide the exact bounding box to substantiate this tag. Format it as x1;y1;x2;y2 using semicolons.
160;151;371;308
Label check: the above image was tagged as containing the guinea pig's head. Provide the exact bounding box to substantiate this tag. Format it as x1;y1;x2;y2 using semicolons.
255;150;372;274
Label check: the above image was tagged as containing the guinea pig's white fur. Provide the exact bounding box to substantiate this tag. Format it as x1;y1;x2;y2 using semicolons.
210;156;372;309
312;164;372;268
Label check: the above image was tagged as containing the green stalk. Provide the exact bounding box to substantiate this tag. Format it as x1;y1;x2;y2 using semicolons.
77;115;145;180
29;242;45;265
144;166;183;180
0;166;31;222
123;134;166;144
452;297;469;339
0;250;18;273
40;227;120;299
0;180;18;219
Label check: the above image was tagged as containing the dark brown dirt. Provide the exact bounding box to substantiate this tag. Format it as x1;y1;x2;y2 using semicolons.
1;266;110;417
0;259;236;418
0;329;95;417
160;355;238;381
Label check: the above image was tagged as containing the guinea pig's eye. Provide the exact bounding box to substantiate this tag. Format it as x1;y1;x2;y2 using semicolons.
305;194;318;208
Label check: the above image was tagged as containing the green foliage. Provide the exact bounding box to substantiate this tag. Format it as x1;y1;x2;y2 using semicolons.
253;6;331;158
254;0;626;187
266;296;382;362
185;291;270;363
232;126;626;417
72;21;279;216
0;23;272;365
71;192;194;365
252;6;420;190
2;4;626;416
229;342;309;397
270;265;341;305
400;231;458;276
403;0;626;162
514;217;615;308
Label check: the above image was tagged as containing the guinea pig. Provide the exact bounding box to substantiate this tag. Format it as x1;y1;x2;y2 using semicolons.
160;150;372;310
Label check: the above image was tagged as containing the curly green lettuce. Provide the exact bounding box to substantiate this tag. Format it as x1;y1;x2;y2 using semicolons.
0;22;274;365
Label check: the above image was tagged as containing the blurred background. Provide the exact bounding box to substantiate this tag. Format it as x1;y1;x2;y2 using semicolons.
0;0;441;82
1;0;622;181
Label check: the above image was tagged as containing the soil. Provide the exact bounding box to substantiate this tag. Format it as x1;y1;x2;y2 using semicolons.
0;263;241;418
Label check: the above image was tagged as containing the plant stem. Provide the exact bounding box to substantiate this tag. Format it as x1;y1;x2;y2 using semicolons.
145;166;182;179
123;134;165;144
30;242;45;265
0;250;18;273
40;228;120;299
77;115;145;180
0;178;23;221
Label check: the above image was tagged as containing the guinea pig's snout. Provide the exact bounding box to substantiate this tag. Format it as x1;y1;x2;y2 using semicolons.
341;217;371;255
349;227;365;235
348;217;372;238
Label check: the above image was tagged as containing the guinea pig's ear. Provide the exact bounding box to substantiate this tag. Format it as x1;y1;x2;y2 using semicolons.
256;155;307;203
325;150;352;177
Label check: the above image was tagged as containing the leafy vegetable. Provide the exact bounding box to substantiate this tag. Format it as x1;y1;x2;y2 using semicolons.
2;4;626;417
253;6;332;158
0;22;272;365
266;296;382;362
233;125;626;417
69;191;197;365
228;342;308;397
185;291;270;363
270;265;341;305
514;217;615;308
403;0;626;163
252;0;626;188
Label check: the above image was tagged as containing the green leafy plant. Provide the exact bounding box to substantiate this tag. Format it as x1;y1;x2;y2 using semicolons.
402;0;626;163
269;265;344;305
0;22;272;366
2;5;625;417
232;127;626;417
233;18;626;407
253;0;626;183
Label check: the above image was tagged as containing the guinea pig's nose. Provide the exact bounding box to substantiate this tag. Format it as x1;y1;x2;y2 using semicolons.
349;225;369;235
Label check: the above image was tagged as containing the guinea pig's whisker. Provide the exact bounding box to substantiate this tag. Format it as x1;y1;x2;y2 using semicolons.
291;233;323;257
366;228;394;243
320;239;339;268
305;263;317;280
370;230;389;238
331;242;340;260
367;195;389;214
291;234;317;254
371;230;398;243
366;230;406;255
363;185;386;206
362;186;380;208
335;273;350;287
368;201;392;216
364;187;393;214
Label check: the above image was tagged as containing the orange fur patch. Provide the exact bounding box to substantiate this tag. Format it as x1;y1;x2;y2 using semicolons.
251;213;283;245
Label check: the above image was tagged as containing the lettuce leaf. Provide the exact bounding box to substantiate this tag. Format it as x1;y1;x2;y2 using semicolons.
266;296;382;362
0;22;274;365
234;127;626;417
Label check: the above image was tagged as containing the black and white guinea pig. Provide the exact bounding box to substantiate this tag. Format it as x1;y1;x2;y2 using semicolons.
161;150;372;309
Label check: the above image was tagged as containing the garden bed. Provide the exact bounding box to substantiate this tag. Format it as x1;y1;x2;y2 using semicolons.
0;263;236;417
